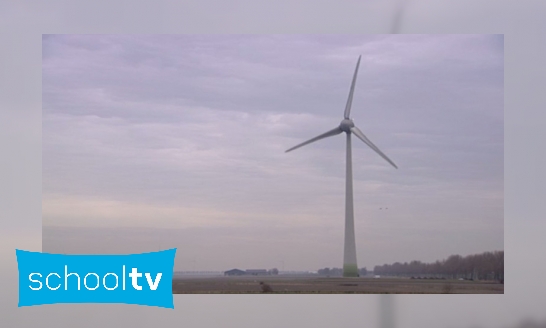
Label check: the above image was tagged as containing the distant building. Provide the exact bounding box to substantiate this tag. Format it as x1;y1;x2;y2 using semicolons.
224;269;270;276
224;269;246;276
245;269;268;276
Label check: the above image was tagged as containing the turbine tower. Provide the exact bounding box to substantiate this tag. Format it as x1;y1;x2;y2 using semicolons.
285;56;398;277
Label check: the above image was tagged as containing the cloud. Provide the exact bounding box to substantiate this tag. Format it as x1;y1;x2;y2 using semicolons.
42;34;503;269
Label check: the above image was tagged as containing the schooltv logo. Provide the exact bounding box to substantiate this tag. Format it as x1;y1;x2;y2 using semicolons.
16;249;176;308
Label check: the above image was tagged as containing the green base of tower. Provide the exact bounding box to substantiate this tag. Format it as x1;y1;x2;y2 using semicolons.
343;264;359;277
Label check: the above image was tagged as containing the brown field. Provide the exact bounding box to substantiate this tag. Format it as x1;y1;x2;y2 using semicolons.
172;276;504;294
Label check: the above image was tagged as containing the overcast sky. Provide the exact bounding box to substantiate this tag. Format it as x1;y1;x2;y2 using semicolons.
42;34;503;271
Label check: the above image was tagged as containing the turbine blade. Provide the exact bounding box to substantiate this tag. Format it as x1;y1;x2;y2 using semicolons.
285;127;342;153
344;55;362;119
351;126;398;169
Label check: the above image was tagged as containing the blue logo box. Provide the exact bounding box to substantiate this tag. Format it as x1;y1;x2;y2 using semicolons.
16;249;176;308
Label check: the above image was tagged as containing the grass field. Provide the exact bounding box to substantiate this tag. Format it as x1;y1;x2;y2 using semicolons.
172;276;504;294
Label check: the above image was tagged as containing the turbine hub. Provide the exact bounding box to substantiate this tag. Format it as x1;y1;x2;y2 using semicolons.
339;119;355;133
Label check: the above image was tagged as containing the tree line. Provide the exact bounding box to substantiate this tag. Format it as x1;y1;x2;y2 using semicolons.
317;267;368;277
373;250;504;281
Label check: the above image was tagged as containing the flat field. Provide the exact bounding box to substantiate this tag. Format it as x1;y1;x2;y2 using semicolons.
172;276;503;294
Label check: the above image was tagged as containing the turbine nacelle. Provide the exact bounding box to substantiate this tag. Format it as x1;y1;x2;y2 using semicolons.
339;119;355;133
285;56;397;170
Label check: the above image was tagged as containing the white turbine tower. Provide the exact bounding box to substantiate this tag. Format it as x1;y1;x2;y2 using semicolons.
286;56;398;277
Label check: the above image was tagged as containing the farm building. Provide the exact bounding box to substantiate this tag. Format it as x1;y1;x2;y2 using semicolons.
224;269;246;276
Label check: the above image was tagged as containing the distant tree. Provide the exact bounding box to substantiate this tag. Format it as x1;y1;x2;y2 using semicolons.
330;268;343;276
317;267;344;276
259;281;273;293
493;251;504;281
268;268;279;275
359;267;368;276
317;267;330;276
445;254;463;278
372;250;503;281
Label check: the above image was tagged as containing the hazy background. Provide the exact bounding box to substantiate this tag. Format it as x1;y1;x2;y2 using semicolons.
41;34;503;272
2;0;545;327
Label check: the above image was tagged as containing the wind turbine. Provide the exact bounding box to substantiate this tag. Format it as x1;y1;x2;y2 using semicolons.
285;55;398;277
